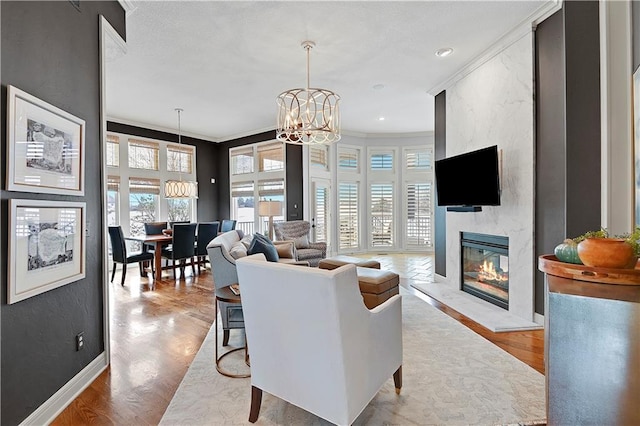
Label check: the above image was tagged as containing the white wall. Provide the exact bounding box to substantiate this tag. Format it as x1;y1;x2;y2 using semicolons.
444;31;536;321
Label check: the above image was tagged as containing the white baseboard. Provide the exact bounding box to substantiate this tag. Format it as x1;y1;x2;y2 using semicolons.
533;312;545;326
20;352;108;426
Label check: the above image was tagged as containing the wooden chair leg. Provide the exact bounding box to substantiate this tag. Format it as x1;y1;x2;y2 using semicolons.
191;256;196;276
393;365;402;394
111;263;117;283
248;385;262;423
121;263;127;286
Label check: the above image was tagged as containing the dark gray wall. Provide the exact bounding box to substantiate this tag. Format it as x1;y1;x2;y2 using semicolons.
534;1;601;315
1;2;125;424
285;144;303;221
106;122;220;221
434;90;447;277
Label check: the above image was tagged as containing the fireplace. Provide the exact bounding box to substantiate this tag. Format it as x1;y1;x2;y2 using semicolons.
460;232;509;310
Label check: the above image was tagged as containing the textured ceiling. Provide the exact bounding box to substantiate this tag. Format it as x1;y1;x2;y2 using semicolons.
106;0;556;142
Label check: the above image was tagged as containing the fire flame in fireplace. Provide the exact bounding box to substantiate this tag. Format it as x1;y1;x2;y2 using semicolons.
478;260;508;283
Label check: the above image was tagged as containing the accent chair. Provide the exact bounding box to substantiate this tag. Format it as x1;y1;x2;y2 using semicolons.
236;254;403;425
273;220;327;267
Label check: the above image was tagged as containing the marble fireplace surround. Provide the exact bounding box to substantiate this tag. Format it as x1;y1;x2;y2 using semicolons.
415;31;542;332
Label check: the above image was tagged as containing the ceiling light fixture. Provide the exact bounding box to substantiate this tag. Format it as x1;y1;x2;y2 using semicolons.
164;108;198;199
276;41;341;145
435;47;454;57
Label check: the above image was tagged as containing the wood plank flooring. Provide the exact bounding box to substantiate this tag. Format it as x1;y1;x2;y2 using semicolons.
52;254;544;425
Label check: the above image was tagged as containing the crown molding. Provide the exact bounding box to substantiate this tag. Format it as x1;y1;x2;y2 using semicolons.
427;0;563;96
117;0;137;15
107;116;221;143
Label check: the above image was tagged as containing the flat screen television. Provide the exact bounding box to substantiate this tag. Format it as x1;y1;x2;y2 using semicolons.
434;145;501;208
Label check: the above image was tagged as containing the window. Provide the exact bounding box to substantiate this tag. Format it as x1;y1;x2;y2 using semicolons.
167;199;191;222
167;144;193;173
258;142;284;172
370;152;394;171
338;182;359;249
231;146;254;175
128;139;159;170
370;183;393;247
229;141;286;235
314;185;328;243
128;177;160;236
338;148;359;172
405;182;433;248
106;134;119;167
310;145;329;171
107;175;120;226
405;149;432;170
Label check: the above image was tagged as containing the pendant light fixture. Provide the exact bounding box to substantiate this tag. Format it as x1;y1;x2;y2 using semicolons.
276;41;341;145
164;108;198;199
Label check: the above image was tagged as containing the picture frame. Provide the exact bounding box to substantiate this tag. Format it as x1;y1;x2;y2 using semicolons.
6;85;85;196
634;67;640;227
8;199;86;304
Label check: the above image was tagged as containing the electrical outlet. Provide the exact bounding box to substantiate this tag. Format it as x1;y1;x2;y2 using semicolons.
76;332;84;351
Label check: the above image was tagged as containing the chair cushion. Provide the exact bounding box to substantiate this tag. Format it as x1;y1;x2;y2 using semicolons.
293;234;310;249
248;234;279;262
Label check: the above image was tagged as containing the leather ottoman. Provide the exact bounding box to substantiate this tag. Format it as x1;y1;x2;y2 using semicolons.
318;255;381;270
355;266;400;309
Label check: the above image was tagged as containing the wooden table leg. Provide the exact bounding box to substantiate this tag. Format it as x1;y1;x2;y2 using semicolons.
154;243;163;281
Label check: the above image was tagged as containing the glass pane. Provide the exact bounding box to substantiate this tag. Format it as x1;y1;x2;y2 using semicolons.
370;183;393;246
338;149;358;171
167;146;193;173
314;186;328;242
129;192;158;236
107;190;119;226
232;182;255;235
231;147;254;175
128;140;159;170
370;152;393;171
106;135;119;167
258;142;284;172
167;198;191;222
406;182;433;247
310;146;329;171
338;182;358;249
406;149;432;170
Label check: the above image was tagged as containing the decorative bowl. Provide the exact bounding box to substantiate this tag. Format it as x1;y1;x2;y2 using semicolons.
162;229;173;236
577;237;637;269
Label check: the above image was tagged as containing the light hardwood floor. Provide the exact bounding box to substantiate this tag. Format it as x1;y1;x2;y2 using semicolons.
52;253;544;425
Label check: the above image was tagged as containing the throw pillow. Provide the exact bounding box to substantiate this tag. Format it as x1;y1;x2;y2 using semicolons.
240;234;253;249
294;234;310;249
275;241;295;259
248;233;279;262
229;241;248;259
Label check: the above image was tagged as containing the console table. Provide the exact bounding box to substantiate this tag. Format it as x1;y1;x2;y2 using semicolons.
538;255;640;425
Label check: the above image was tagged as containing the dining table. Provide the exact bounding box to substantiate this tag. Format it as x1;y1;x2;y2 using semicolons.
125;234;173;281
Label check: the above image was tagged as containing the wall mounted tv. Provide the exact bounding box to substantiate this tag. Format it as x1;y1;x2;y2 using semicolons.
434;145;501;212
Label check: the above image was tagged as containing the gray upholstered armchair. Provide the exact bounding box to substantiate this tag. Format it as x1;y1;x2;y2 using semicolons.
273;220;327;267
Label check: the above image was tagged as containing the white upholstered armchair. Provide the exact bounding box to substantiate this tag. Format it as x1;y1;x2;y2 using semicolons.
236;254;403;425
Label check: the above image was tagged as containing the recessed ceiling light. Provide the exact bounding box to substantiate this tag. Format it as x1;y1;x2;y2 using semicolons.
378;116;385;121
373;84;385;90
435;47;454;57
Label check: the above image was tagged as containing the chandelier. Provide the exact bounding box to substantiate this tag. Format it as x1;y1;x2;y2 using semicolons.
276;41;341;145
164;108;198;199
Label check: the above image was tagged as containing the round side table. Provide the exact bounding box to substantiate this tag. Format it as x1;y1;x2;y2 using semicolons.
214;284;250;378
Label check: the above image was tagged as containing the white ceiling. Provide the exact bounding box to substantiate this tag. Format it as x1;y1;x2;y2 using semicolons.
106;0;556;142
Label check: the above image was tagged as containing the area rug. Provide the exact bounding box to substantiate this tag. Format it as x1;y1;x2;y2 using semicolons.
160;290;546;425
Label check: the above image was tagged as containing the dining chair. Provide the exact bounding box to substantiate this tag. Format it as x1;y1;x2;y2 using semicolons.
108;226;155;286
143;221;168;250
169;220;190;229
161;223;197;279
220;219;237;233
195;221;220;274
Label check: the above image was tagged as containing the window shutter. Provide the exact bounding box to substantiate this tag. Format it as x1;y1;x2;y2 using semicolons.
338;182;359;249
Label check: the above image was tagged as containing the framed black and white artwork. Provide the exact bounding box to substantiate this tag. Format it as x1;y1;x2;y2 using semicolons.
6;85;85;196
